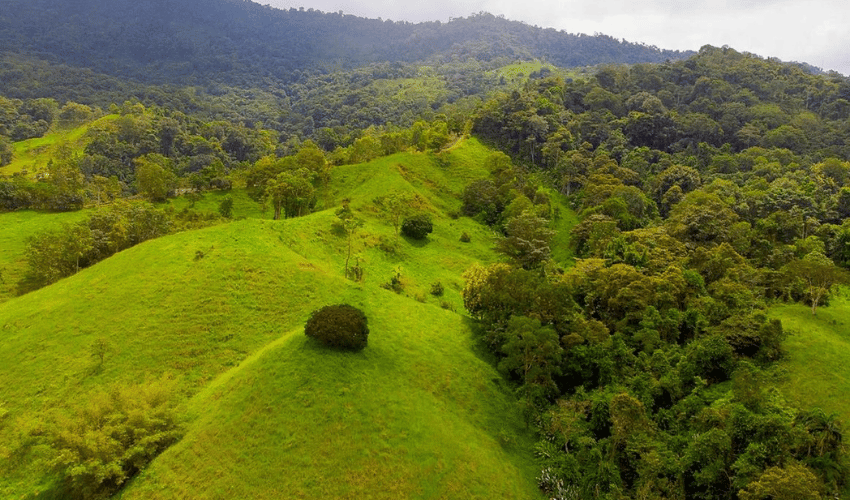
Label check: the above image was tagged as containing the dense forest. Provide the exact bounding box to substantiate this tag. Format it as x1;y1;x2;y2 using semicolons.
2;1;850;499
463;44;850;499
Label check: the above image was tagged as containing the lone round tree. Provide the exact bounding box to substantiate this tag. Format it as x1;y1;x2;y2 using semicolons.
304;304;369;350
401;214;433;240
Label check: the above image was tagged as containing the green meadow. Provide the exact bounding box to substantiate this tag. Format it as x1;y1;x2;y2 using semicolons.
0;138;551;499
770;291;850;422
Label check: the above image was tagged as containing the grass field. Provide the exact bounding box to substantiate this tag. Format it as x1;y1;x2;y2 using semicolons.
487;60;590;86
769;290;850;422
0;138;554;499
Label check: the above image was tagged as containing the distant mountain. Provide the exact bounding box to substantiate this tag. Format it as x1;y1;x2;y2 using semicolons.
0;0;692;86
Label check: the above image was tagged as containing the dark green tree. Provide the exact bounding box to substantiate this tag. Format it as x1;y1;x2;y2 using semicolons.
499;315;563;394
401;213;433;240
304;304;369;350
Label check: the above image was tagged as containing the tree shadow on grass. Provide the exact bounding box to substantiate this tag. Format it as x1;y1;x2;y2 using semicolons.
15;275;44;297
401;235;429;248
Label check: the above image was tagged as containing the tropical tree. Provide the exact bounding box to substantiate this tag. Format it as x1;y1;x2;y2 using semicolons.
264;169;315;220
496;211;555;269
783;251;850;315
134;154;175;202
499;315;563;394
376;191;414;244
336;199;364;278
738;463;825;500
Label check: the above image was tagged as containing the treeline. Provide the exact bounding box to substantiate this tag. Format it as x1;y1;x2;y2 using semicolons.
0;89;462;216
461;45;850;499
0;54;500;156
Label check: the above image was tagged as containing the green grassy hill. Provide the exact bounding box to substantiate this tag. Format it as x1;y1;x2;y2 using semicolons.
769;291;850;421
0;139;548;499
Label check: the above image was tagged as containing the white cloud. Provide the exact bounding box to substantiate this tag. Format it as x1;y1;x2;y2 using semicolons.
260;0;850;74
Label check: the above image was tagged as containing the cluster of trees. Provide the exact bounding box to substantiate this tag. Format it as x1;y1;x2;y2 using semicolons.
244;120;457;221
0;96;98;170
475;46;849;164
461;46;850;499
81;101;272;192
0;87;463;216
463;226;846;498
0;96;60;150
462;151;556;268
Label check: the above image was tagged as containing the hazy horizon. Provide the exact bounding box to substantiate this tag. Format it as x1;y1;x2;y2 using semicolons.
260;0;849;76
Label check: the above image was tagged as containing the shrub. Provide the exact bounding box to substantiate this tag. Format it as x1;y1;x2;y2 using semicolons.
381;268;404;293
305;304;369;350
430;281;444;296
218;196;234;218
44;378;183;500
459;231;471;243
401;213;433;240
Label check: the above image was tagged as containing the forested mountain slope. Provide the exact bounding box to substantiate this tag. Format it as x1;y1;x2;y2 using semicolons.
0;0;689;88
459;45;850;499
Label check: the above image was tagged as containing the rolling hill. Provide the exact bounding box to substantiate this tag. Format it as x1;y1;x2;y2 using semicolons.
0;139;549;499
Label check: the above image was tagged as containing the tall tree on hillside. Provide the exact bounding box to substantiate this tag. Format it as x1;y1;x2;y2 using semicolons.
783;251;850;315
377;191;414;244
499;315;562;395
134;154;175;202
496;211;555;269
336;199;364;279
0;136;12;166
263;168;315;220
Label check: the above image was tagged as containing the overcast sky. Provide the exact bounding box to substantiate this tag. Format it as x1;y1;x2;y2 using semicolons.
259;0;850;75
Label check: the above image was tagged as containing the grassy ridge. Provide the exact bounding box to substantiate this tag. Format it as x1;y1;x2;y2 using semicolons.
770;291;850;421
120;284;541;499
0;139;550;499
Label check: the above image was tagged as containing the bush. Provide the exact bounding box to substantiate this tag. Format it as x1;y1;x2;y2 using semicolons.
218;196;234;218
430;281;444;296
44;378;183;500
381;267;404;293
305;304;369;350
401;213;433;240
459;231;471;243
